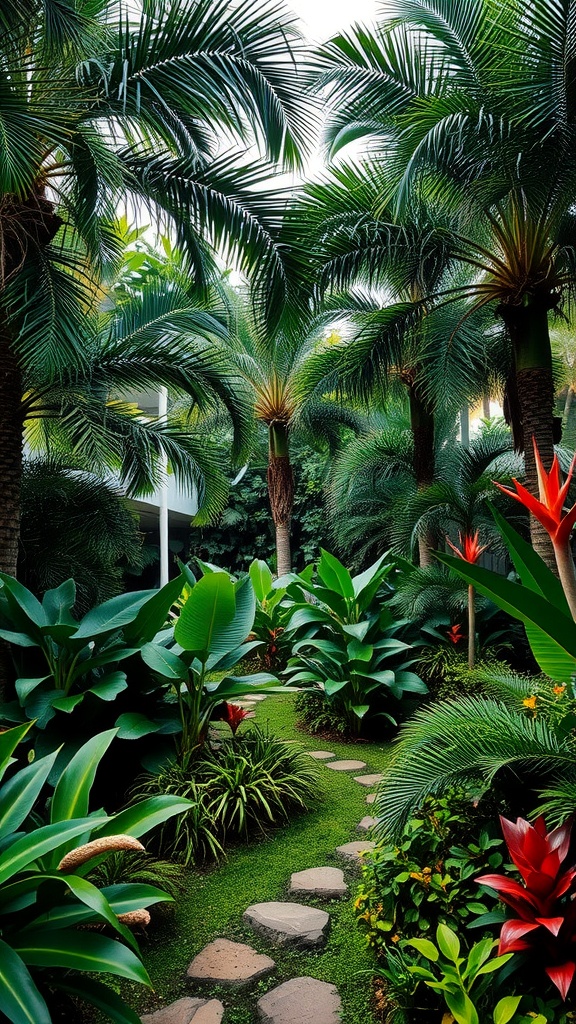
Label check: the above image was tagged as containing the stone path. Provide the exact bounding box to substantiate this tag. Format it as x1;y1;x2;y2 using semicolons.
141;737;383;1023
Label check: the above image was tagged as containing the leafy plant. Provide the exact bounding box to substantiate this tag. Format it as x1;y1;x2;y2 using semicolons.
283;549;427;735
406;924;513;1024
0;723;190;1024
137;564;292;766
355;792;504;948
294;688;350;737
477;815;576;1000
248;558;292;670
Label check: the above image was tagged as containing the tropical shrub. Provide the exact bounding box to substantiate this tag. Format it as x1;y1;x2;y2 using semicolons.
135;727;320;862
283;549;427;735
0;723;189;1024
248;558;292;670
294;688;350;737
355;791;505;949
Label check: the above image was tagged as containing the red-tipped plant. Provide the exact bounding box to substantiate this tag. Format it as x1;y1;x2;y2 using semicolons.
447;623;465;645
222;702;249;735
445;531;488;669
476;815;576;1000
494;441;576;618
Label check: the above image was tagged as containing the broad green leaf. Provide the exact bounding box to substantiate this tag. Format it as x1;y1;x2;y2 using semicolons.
0;751;59;839
318;549;355;599
14;930;150;985
15;677;51;702
114;713;162;740
493;995;522;1024
491;507;569;611
407;938;439;961
174;572;236;654
445;989;479;1024
123;573;188;646
73;590;158;640
0;939;50;1024
351;704;370;719
69;647;140;682
437;923;461;962
51;730;117;824
324;678;348;696
89;672;128;701
0;724;33;780
0;630;39;648
58;875;137;951
395;670;428;694
0;575;47;628
286;606;329;631
0;816;109;884
207;639;262;672
51;694;84;713
54;978;141;1024
32;883;171;930
249;559;273;602
95;796;192;839
141;643;188;680
475;954;512;975
41;580;76;625
347;640;373;661
352;553;389;598
341;622;371;640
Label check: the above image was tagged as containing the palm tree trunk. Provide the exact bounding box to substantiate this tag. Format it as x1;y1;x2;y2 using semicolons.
267;423;294;576
482;394;491;419
502;299;556;570
564;387;574;427
0;322;23;577
409;384;436;567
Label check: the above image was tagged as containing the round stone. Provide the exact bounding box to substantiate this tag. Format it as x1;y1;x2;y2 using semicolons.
257;977;341;1024
307;750;335;760
365;793;376;804
325;759;367;771
187;938;275;987
335;840;376;864
353;773;384;786
357;816;378;832
243;901;330;947
141;998;224;1024
289;866;348;899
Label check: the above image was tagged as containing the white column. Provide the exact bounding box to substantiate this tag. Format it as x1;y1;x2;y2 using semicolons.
460;404;470;448
158;386;169;587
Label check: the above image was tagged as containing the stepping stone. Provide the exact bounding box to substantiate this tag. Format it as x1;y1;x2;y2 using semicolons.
357;816;378;832
141;998;224;1024
257;977;341;1024
249;694;268;701
325;759;366;771
243;902;330;948
307;750;335;760
353;773;384;786
366;793;376;804
187;938;275;988
335;840;376;865
289;866;348;899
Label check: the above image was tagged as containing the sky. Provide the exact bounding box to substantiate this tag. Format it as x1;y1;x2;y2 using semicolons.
289;0;378;41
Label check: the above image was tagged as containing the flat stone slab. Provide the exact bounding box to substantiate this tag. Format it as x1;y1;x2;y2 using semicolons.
243;902;329;947
357;816;378;832
289;866;348;899
353;773;384;786
366;793;376;804
335;841;376;864
257;977;341;1024
141;998;224;1024
325;759;366;771
187;938;274;987
307;750;335;760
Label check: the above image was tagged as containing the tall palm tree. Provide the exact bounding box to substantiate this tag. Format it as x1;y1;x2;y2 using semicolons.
0;0;313;575
313;0;576;565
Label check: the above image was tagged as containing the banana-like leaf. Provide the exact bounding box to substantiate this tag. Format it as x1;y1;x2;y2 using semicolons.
13;930;151;985
0;724;33;781
95;796;192;839
30;883;170;930
0;575;47;629
73;590;158;640
318;548;355;599
123;572;187;646
140;642;188;680
54;977;141;1024
0;939;50;1024
249;558;273;603
51;729;117;825
0;750;59;840
0;816;109;885
174;571;236;654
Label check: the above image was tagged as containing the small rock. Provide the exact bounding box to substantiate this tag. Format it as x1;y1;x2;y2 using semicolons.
366;793;376;804
243;901;330;947
307;750;335;760
325;759;367;771
289;866;348;899
335;840;376;865
141;997;223;1024
257;977;341;1024
353;773;384;786
187;938;275;987
357;816;378;832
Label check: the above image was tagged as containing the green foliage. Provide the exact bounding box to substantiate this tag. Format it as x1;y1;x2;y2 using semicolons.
135;727;320;863
0;724;189;1024
284;550;427;735
355;792;504;948
248;558;292;670
87;852;183;901
294;688;350;737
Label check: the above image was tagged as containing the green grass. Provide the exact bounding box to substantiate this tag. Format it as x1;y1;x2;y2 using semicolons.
131;695;392;1024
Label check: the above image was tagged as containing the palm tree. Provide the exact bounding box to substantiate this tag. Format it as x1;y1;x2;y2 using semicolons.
313;0;576;565
0;0;313;575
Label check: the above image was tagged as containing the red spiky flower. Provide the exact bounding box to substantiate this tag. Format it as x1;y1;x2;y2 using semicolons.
476;815;576;999
494;441;576;546
446;531;489;564
447;624;464;644
222;702;249;735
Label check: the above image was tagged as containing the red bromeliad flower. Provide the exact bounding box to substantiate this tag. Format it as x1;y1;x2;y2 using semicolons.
476;815;576;999
446;530;489;563
494;441;576;546
222;702;249;735
447;624;465;644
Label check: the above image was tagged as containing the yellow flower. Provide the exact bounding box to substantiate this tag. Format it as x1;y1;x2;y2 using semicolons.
554;685;566;696
523;695;538;709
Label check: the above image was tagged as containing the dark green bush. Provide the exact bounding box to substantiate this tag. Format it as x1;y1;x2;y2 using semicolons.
294;688;350;737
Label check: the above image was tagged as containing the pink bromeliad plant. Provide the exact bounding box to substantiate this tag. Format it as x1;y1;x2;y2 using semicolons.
476;815;576;1000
